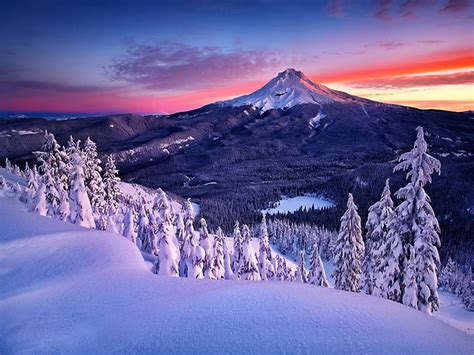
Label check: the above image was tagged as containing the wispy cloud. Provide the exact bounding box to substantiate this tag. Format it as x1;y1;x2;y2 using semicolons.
373;0;393;20
440;0;470;12
105;41;284;91
344;71;474;89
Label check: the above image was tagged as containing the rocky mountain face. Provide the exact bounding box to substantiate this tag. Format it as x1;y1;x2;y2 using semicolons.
1;69;473;261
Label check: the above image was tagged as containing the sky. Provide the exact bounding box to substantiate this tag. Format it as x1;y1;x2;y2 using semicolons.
0;0;473;114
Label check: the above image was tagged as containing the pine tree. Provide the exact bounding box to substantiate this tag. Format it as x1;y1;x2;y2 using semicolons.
211;227;225;279
123;208;138;244
258;213;271;280
333;193;364;292
68;153;96;228
439;257;459;293
82;137;106;214
154;189;180;277
106;213;120;234
223;235;234;280
26;168;39;206
199;218;214;279
57;189;70;221
102;155;121;213
31;183;48;216
365;179;394;297
240;224;261;281
232;221;243;277
308;243;329;287
295;250;308;283
392;126;441;314
182;199;197;277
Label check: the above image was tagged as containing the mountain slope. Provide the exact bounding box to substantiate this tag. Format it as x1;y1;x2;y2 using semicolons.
0;192;472;353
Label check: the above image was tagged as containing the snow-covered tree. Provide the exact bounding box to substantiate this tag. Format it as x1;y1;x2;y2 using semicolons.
239;224;261;281
199;218;214;279
223;235;234;280
106;213;120;234
182;199;197;277
31;183;47;216
68;153;96;228
154;189;179;277
439;257;459;293
211;227;225;279
123;208;138;244
26;169;39;206
333;193;364;292
57;189;70;221
4;158;12;172
102;155;120;213
82;137;106;213
308;243;328;287
258;213;271;280
391;126;441;314
232;221;243;277
365;179;394;296
295;250;308;283
188;245;205;279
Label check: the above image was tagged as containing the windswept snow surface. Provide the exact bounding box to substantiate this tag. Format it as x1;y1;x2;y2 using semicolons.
1;195;473;353
218;68;366;112
264;194;335;215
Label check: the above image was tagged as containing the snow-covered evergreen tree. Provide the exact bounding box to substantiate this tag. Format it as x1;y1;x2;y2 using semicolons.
188;245;205;279
308;243;328;287
123;208;138;244
365;179;394;297
154;189;180;277
391;126;441;314
106;213;120;234
211;227;225;279
223;235;234;280
82;137;106;214
102;155;120;213
31;183;48;216
258;213;271;280
232;221;243;277
439;257;459;293
68;153;96;228
57;189;70;221
199;218;214;279
182;199;197;277
240;224;261;281
333;193;364;292
4;158;12;172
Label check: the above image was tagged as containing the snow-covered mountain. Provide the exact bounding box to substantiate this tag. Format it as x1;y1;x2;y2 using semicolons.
218;68;369;112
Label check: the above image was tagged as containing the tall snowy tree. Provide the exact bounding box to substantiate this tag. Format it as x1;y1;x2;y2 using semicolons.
123;208;138;244
31;183;48;217
333;193;364;292
57;188;70;221
258;213;272;280
154;189;180;277
308;243;328;287
68;153;96;229
239;224;261;281
211;227;225;279
102;155;121;213
391;127;441;314
182;199;197;277
199;218;214;279
364;179;394;296
295;250;308;283
232;221;243;277
223;235;234;280
82;137;106;213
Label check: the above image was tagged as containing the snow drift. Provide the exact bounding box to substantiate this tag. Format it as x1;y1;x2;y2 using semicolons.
0;194;472;353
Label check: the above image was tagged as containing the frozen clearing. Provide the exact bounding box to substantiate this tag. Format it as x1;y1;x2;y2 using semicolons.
264;195;335;214
0;192;472;353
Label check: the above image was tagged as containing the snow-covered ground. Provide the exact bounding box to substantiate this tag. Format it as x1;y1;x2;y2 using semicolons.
1;191;472;353
264;194;335;215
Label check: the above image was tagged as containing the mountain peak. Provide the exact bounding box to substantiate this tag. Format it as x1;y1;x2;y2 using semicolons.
218;68;363;112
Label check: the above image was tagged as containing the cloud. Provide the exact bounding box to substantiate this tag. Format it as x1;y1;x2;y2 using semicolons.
440;0;470;12
374;41;408;50
105;41;284;91
0;80;107;93
327;0;343;16
344;71;474;89
373;0;393;20
401;0;437;17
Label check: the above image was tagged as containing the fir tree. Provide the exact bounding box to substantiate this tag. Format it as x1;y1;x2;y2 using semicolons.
308;243;328;287
57;189;70;221
232;221;243;277
211;227;225;279
333;193;364;292
392;126;441;314
365;179;394;296
258;213;271;280
102;155;121;213
106;213;120;234
68;153;96;228
240;224;261;281
182;199;197;277
199;218;214;279
32;183;48;217
154;189;180;277
82;137;106;213
123;208;138;244
223;235;234;280
295;250;308;283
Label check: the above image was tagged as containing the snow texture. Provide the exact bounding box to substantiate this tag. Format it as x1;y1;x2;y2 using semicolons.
0;190;473;353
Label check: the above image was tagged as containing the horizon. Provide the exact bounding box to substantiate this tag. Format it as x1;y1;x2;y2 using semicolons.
1;0;473;114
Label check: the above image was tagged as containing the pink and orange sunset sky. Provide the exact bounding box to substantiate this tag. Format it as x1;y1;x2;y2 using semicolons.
1;0;473;114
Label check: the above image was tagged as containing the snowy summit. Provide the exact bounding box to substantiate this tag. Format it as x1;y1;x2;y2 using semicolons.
218;68;364;112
